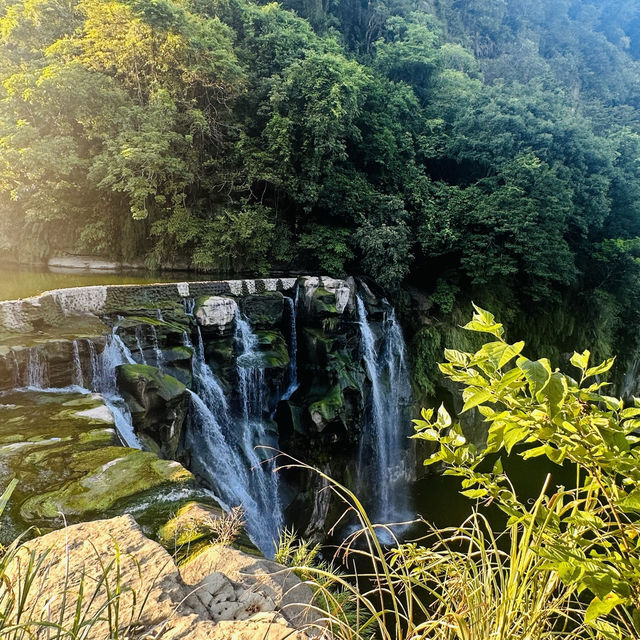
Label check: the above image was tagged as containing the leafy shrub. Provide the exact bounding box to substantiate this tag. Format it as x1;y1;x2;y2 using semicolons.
415;305;640;635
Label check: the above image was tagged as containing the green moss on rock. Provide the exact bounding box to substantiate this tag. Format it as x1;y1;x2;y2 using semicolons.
20;449;193;521
309;384;344;431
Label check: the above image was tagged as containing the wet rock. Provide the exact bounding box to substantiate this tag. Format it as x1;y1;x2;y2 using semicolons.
0;391;210;543
116;364;188;457
196;296;238;334
241;292;284;327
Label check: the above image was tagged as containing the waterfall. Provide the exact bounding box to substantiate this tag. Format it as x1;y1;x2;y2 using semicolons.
183;297;195;316
356;295;412;526
181;317;283;556
9;351;20;387
281;290;299;401
72;340;84;387
27;348;48;389
134;326;147;364
150;326;164;368
186;390;258;519
233;312;283;554
89;328;142;449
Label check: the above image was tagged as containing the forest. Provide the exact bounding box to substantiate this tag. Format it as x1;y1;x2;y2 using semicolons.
2;0;640;354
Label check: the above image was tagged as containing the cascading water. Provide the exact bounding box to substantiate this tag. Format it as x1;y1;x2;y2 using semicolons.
17;327;142;449
233;312;283;553
134;327;147;364
355;294;413;526
281;290;299;401
90;328;142;449
72;340;84;387
27;348;48;389
150;326;164;367
180;307;283;555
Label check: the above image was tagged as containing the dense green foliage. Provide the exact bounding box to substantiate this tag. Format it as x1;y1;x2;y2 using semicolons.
1;0;640;320
415;306;640;636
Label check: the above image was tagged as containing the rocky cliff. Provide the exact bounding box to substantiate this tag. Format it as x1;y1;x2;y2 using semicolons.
0;276;414;554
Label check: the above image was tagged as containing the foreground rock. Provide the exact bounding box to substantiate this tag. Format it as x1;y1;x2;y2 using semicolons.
4;516;317;639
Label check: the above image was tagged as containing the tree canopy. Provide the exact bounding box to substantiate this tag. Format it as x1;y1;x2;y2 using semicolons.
1;0;640;322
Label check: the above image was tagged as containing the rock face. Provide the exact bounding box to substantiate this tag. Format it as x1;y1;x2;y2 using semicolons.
116;363;189;457
196;296;238;333
4;516;315;640
0;274;409;543
0;390;215;544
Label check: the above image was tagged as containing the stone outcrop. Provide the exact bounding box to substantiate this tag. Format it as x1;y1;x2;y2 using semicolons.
4;516;315;639
0;390;215;544
299;276;353;317
117;364;189;457
0;275;400;542
196;296;238;333
181;545;321;629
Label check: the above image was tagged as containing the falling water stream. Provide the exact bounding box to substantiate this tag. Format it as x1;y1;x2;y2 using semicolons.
355;295;413;528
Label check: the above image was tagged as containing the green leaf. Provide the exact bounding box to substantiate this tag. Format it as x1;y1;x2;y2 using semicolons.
415;428;439;441
503;423;529;454
541;372;568;417
619;487;640;512
570;350;591;371
517;357;551;395
461;388;492;413
585;593;625;624
436;403;452;427
444;349;469;367
585;358;615;379
499;341;525;368
0;478;18;517
461;488;488;499
463;304;504;338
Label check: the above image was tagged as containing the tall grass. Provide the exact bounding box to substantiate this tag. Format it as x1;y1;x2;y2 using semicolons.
275;460;611;640
0;480;170;640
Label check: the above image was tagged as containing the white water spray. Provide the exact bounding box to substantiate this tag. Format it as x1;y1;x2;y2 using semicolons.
356;294;413;526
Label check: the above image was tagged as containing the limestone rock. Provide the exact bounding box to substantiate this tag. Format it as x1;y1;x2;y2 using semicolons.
4;516;189;638
4;516;312;640
300;277;353;316
180;544;321;628
196;296;238;333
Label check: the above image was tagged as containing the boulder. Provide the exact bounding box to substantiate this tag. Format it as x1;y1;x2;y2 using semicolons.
0;390;211;542
196;297;238;334
20;447;195;521
180;544;322;629
299;277;352;317
4;516;311;640
309;385;345;433
116;364;188;457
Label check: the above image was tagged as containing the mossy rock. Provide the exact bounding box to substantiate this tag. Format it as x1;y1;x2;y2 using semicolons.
116;364;188;458
241;292;284;327
156;501;224;548
255;330;290;369
20;448;194;520
0;391;206;544
310;287;338;316
309;384;344;432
